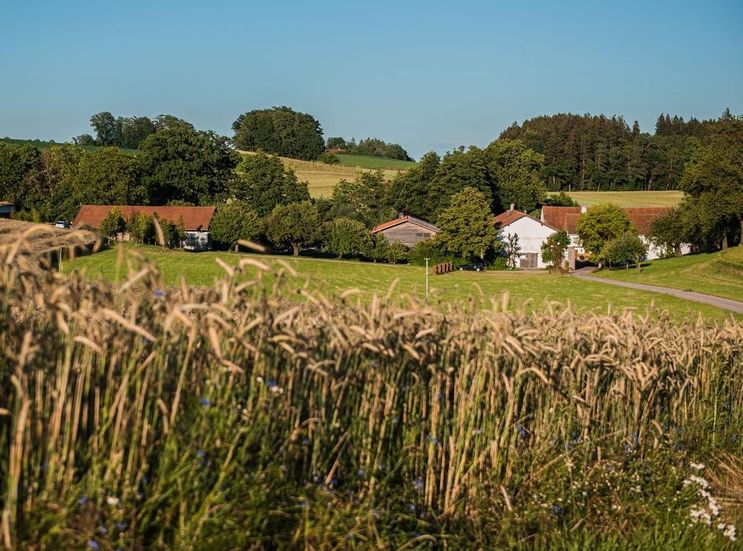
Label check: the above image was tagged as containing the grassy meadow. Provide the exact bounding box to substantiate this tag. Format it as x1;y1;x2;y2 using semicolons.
2;233;743;549
62;244;742;322
335;153;417;170
0;136;139;155
598;246;743;302
557;190;684;207
238;151;412;198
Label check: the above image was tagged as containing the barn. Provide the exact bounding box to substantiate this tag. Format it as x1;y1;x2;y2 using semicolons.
73;205;216;251
371;214;439;248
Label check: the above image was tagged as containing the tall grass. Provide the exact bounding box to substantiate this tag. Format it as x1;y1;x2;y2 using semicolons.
1;233;742;549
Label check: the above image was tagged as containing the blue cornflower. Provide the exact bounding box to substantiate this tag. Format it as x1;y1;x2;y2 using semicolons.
87;541;100;550
78;495;88;506
414;478;424;491
153;289;165;298
199;397;211;407
515;423;528;439
267;379;278;389
116;521;127;531
97;526;108;535
196;450;206;459
551;504;563;517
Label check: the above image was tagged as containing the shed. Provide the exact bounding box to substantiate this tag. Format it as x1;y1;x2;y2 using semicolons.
371;215;439;248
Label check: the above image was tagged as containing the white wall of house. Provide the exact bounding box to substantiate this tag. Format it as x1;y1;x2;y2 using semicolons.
183;231;210;251
499;216;556;269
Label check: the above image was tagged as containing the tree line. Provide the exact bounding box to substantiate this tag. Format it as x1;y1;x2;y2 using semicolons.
500;109;738;192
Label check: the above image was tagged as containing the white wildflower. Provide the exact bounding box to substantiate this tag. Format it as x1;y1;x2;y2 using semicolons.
106;496;120;506
690;462;705;471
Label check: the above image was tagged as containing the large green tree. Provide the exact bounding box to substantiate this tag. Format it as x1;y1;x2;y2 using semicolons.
484;139;547;212
325;217;372;259
74;147;144;206
575;204;634;256
435;187;498;261
328;171;396;227
387;151;441;220
231;152;310;216
427;148;492;218
679;121;743;248
266;201;320;256
138;127;238;205
209;201;260;250
232;106;325;160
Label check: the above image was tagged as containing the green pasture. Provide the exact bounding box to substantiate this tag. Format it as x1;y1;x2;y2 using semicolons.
62;244;740;321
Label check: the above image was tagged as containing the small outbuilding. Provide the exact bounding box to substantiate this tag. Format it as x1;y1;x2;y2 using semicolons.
73;205;216;251
494;208;558;269
371;214;439;248
0;201;15;218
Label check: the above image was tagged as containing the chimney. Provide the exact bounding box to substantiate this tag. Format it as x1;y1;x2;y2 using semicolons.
509;203;515;211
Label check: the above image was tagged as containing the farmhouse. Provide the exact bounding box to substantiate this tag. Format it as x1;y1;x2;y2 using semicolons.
73;205;216;251
494;207;560;269
541;206;691;260
371;214;438;247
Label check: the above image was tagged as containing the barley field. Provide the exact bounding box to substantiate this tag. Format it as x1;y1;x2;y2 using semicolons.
1;230;742;549
555;190;684;208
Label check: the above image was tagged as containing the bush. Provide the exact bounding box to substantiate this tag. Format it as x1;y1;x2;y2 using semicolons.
541;230;571;272
408;238;456;266
603;231;647;269
99;208;125;240
317;152;340;165
127;212;155;244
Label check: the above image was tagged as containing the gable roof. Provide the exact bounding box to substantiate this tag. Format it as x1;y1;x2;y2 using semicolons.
73;205;216;231
493;209;527;227
541;206;672;235
371;214;439;234
541;206;582;234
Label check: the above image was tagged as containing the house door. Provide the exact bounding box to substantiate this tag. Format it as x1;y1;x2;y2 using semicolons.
520;253;538;269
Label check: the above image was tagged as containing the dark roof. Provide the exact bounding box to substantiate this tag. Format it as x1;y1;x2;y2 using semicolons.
73;205;215;231
541;206;672;235
371;215;439;234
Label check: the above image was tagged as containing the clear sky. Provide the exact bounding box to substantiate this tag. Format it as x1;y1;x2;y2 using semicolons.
1;0;742;158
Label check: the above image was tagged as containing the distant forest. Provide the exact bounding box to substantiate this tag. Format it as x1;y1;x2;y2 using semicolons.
500;109;737;191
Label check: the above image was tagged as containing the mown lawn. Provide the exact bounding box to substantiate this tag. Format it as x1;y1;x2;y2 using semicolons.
62;244;741;321
597;246;743;302
554;190;683;207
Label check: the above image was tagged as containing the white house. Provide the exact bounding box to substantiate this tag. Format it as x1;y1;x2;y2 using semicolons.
494;208;559;269
541;206;691;261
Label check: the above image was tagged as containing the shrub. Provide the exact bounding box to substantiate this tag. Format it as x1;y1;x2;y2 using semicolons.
127;212;155;244
408;237;456;266
317;152;340;165
541;230;571;273
99;208;125;240
603;231;647;269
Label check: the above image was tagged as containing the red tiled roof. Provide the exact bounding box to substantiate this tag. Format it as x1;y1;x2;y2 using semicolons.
73;205;215;231
371;215;438;234
541;206;582;233
541;206;672;235
624;207;673;234
493;209;527;227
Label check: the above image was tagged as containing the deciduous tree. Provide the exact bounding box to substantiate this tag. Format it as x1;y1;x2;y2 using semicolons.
435;187;498;261
209;201;260;250
575;204;634;256
266;201;319;256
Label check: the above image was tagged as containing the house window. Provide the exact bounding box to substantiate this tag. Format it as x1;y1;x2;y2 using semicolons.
415;232;428;238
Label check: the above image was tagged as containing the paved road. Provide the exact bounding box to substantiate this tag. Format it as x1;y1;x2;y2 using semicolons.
572;273;743;315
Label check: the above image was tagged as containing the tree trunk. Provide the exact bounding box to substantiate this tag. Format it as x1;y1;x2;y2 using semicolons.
722;233;729;250
292;243;299;256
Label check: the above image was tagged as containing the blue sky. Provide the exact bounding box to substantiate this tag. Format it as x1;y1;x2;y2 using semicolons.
1;0;742;158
